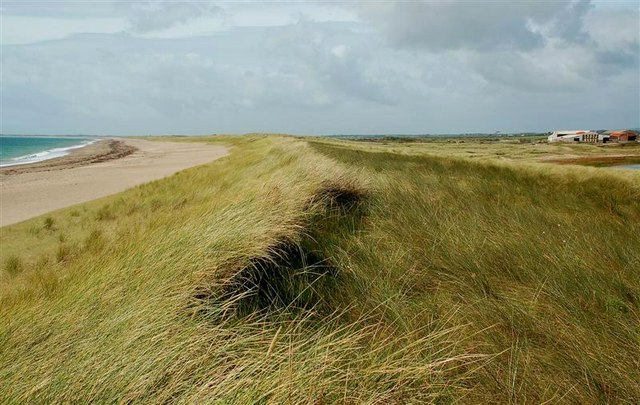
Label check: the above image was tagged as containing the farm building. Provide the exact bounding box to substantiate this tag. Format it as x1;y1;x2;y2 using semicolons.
547;130;601;143
603;130;638;143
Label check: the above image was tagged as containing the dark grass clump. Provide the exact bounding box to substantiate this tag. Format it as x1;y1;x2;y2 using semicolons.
56;244;73;263
311;177;370;237
4;255;23;276
219;243;342;317
43;216;55;231
200;178;369;318
95;204;116;221
84;229;106;252
317;178;368;213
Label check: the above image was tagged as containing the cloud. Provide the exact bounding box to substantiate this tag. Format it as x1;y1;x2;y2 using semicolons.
469;49;590;93
548;0;593;44
125;1;221;33
585;7;640;77
0;1;222;34
0;1;117;18
356;0;638;98
1;1;638;135
261;21;397;106
594;45;640;76
358;0;592;52
0;21;402;134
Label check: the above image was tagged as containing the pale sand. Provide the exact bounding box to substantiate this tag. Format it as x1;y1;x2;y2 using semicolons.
0;138;228;227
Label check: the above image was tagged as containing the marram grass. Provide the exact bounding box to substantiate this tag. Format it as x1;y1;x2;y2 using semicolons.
1;135;638;403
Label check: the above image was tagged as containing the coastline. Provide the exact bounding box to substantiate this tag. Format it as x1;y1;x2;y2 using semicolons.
0;139;136;175
0;138;228;227
0;136;95;168
0;138;93;168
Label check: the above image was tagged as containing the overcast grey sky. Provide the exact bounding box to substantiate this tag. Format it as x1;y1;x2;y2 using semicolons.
1;1;638;135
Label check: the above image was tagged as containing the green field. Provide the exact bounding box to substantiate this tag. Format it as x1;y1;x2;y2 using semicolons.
1;135;639;403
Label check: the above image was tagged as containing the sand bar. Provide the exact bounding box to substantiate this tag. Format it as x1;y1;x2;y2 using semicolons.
0;138;228;227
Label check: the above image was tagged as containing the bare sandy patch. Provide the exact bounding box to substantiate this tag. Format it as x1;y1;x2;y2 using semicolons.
0;138;228;226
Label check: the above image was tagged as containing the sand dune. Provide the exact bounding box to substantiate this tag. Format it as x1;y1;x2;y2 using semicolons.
0;138;228;226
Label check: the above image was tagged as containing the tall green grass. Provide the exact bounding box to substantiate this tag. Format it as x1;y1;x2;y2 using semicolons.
1;135;638;403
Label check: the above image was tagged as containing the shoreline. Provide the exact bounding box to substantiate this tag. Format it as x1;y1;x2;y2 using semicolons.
0;138;228;227
0;139;137;175
0;138;95;168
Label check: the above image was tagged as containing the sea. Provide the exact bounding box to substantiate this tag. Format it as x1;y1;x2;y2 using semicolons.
0;136;94;167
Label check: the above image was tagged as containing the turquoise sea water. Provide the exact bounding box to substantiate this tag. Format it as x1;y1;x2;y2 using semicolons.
619;164;640;170
0;136;91;166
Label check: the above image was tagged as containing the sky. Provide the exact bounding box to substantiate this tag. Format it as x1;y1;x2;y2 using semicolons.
1;0;639;135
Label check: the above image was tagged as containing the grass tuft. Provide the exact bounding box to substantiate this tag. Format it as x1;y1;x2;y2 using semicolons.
95;204;115;221
83;229;106;252
3;255;23;276
43;216;55;230
55;244;73;262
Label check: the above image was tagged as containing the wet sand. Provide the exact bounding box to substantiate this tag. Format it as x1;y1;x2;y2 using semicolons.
0;138;228;226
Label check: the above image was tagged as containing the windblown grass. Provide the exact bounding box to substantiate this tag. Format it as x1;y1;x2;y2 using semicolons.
1;135;638;403
307;139;640;403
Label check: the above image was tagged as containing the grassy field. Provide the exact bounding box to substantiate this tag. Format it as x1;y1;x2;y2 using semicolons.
1;135;639;403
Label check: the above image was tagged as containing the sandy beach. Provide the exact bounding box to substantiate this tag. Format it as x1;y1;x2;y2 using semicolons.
0;138;228;227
